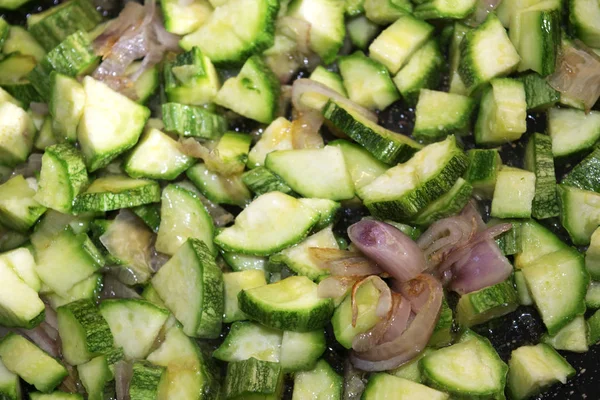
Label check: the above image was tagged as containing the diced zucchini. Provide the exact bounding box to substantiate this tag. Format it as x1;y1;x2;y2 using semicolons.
280;330;326;372
47;76;84;141
511;7;560;76
215;55;280;124
514;219;566;269
180;0;279;65
0;254;44;328
338;51;399;110
247;117;293;168
393;39;443;105
422;331;507;397
588;309;600;345
287;0;345;64
363;373;449;400
223;270;267;323
411;178;473;226
495;220;522;256
26;0;101;51
129;361;165;400
33;227;103;296
363;0;412;25
222;253;268;272
271;225;338;281
100;299;169;359
517;72;560;111
569;0;600;48
187;164;251;207
368;15;434;74
347;15;380;51
77;347;123;399
557;184;600;245
390;352;427;383
77;77;150;171
541;315;589;353
587;228;600;280
34;143;88;213
72;175;160;213
329;139;387;191
458;14;520;93
0;52;36;86
0;247;40;292
57;299;113;365
507;343;575;400
161;0;212;35
292;359;342;399
45;273;102;311
241;167;297;197
28;31;98;101
239;275;334;332
152;238;223;338
491;166;536;218
457;280;519;327
215;192;319;256
214;132;252;174
300;66;347;111
0;101;35;167
413;89;475;141
331;278;380;349
429;297;454;347
1;81;43;105
155;182;215;255
123;128;194;180
475;78;527;145
34;116;58;151
163;47;220;106
322;100;422;165
131;204;161;233
213;321;282;362
0;175;46;233
0;333;67;393
147;326;221;400
547;108;600;158
414;0;476;19
162;102;227;140
224;358;283;400
562;147;600;193
522;247;589;335
464;149;502;199
298;198;341;231
358;135;468;221
0;358;20;400
524;133;559;219
265;146;354;201
515;270;533;305
29;393;83;400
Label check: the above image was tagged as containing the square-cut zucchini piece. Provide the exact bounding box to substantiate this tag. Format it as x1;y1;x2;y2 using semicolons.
0;101;35;167
0;175;46;233
491;166;536;218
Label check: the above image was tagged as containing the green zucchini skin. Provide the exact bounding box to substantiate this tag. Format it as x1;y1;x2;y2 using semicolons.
525;133;559;220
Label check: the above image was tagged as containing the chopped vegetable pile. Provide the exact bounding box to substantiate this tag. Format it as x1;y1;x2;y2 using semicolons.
0;0;600;398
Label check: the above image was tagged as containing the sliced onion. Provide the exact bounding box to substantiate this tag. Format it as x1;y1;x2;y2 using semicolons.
448;239;514;294
460;200;486;231
547;41;600;112
350;276;392;327
58;364;81;394
115;360;133;400
464;0;502;26
348;220;427;282
291;110;325;149
100;274;142;300
178;138;244;176
350;274;443;371
309;248;383;276
92;0;180;99
417;215;475;267
18;324;59;358
11;153;43;179
44;305;59;331
317;276;358;298
150;247;170;272
100;210;154;283
30;102;49;115
197;193;235;227
380;294;412;344
277;17;312;55
292;79;377;122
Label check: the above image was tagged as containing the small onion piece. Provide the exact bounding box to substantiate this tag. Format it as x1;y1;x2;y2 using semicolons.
197;193;235;227
417;215;475;268
100;274;142;300
547;41;600;112
291;110;325;149
317;276;359;299
348;220;427;282
291;79;377;122
464;0;502;26
308;248;383;276
350;274;443;371
177;138;244;176
18;324;60;358
115;360;133;400
342;359;367;400
11;153;43;179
